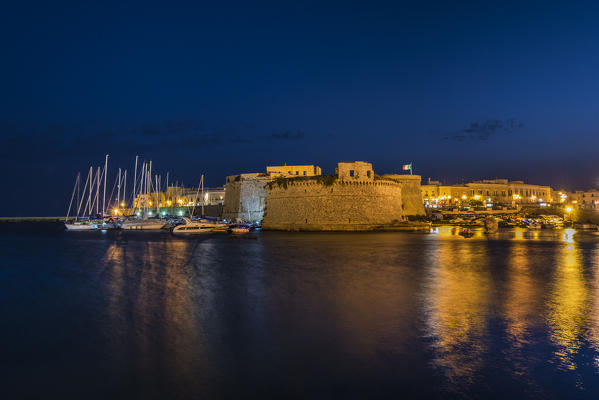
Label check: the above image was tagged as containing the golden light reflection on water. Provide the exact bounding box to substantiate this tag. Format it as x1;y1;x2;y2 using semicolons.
425;241;491;382
504;243;536;348
503;242;544;388
547;241;588;370
587;246;599;368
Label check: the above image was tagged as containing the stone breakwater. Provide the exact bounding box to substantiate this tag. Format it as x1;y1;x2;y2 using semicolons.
262;178;405;231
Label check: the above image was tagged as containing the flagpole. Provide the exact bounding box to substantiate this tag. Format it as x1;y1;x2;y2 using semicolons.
411;162;413;175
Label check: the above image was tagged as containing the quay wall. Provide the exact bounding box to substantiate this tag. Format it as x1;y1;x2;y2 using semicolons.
382;174;426;217
262;179;405;231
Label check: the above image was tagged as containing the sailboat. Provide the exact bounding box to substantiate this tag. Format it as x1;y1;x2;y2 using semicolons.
65;159;108;231
121;158;165;230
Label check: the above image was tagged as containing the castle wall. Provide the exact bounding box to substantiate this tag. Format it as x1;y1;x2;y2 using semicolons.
222;174;269;222
382;174;426;216
262;179;405;231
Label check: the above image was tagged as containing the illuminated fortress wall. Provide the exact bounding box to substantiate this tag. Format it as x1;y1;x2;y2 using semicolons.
262;162;406;231
382;174;426;217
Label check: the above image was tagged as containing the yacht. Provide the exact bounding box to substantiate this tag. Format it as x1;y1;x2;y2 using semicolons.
121;218;166;230
172;217;228;234
65;219;99;231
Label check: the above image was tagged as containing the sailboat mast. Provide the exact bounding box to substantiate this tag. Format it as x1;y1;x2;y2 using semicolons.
201;175;204;217
166;172;169;208
117;167;121;210
156;174;160;215
66;173;80;222
132;156;138;211
103;154;108;217
78;169;91;218
87;166;93;216
123;170;127;212
96;166;100;215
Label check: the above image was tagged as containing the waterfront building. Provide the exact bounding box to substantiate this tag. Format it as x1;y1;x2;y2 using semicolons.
421;178;554;208
133;185;226;215
569;190;599;209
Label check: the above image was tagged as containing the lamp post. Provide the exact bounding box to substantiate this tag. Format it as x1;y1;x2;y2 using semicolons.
565;206;573;226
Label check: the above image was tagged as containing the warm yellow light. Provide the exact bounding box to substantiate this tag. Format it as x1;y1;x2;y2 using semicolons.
565;206;573;213
474;195;481;200
113;208;118;215
120;202;125;207
177;199;183;204
461;195;467;200
149;201;152;206
167;200;172;206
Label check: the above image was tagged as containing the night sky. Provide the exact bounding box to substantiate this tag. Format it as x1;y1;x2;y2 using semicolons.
2;1;599;216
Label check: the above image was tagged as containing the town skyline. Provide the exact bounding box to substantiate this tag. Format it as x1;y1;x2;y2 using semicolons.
3;2;599;215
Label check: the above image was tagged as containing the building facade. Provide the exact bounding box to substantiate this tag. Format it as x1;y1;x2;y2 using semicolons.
421;178;554;208
569;190;599;209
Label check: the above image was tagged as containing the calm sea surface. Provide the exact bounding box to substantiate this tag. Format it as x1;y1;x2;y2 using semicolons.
3;223;599;399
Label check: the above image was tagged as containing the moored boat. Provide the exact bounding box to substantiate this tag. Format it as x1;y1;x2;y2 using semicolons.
229;225;251;234
172;217;227;234
121;219;166;230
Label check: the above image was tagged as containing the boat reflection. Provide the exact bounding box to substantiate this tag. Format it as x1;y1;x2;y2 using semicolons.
102;237;206;396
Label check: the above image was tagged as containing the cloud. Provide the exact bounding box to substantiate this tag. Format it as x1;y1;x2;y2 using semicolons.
444;118;524;141
269;129;306;141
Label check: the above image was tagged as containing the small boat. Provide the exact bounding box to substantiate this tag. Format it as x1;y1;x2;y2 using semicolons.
229;225;250;234
172;217;227;234
65;220;99;231
527;223;542;230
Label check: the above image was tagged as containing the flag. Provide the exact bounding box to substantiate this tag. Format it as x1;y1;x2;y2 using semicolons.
402;163;412;171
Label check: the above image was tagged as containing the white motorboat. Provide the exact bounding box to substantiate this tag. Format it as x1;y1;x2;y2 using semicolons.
172;217;227;234
65;220;99;231
121;219;166;230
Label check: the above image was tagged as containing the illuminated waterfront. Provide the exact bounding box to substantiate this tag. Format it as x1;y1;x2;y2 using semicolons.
4;223;599;398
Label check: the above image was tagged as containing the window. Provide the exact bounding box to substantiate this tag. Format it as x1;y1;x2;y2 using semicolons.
303;171;307;176
349;170;354;177
367;171;372;178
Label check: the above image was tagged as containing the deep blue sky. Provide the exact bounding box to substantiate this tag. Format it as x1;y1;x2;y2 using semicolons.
2;1;599;215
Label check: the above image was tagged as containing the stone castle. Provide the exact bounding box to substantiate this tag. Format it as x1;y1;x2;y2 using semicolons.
223;161;425;231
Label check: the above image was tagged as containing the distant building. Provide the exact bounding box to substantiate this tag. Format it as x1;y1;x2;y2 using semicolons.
266;164;322;178
569;190;599;209
421;178;553;208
